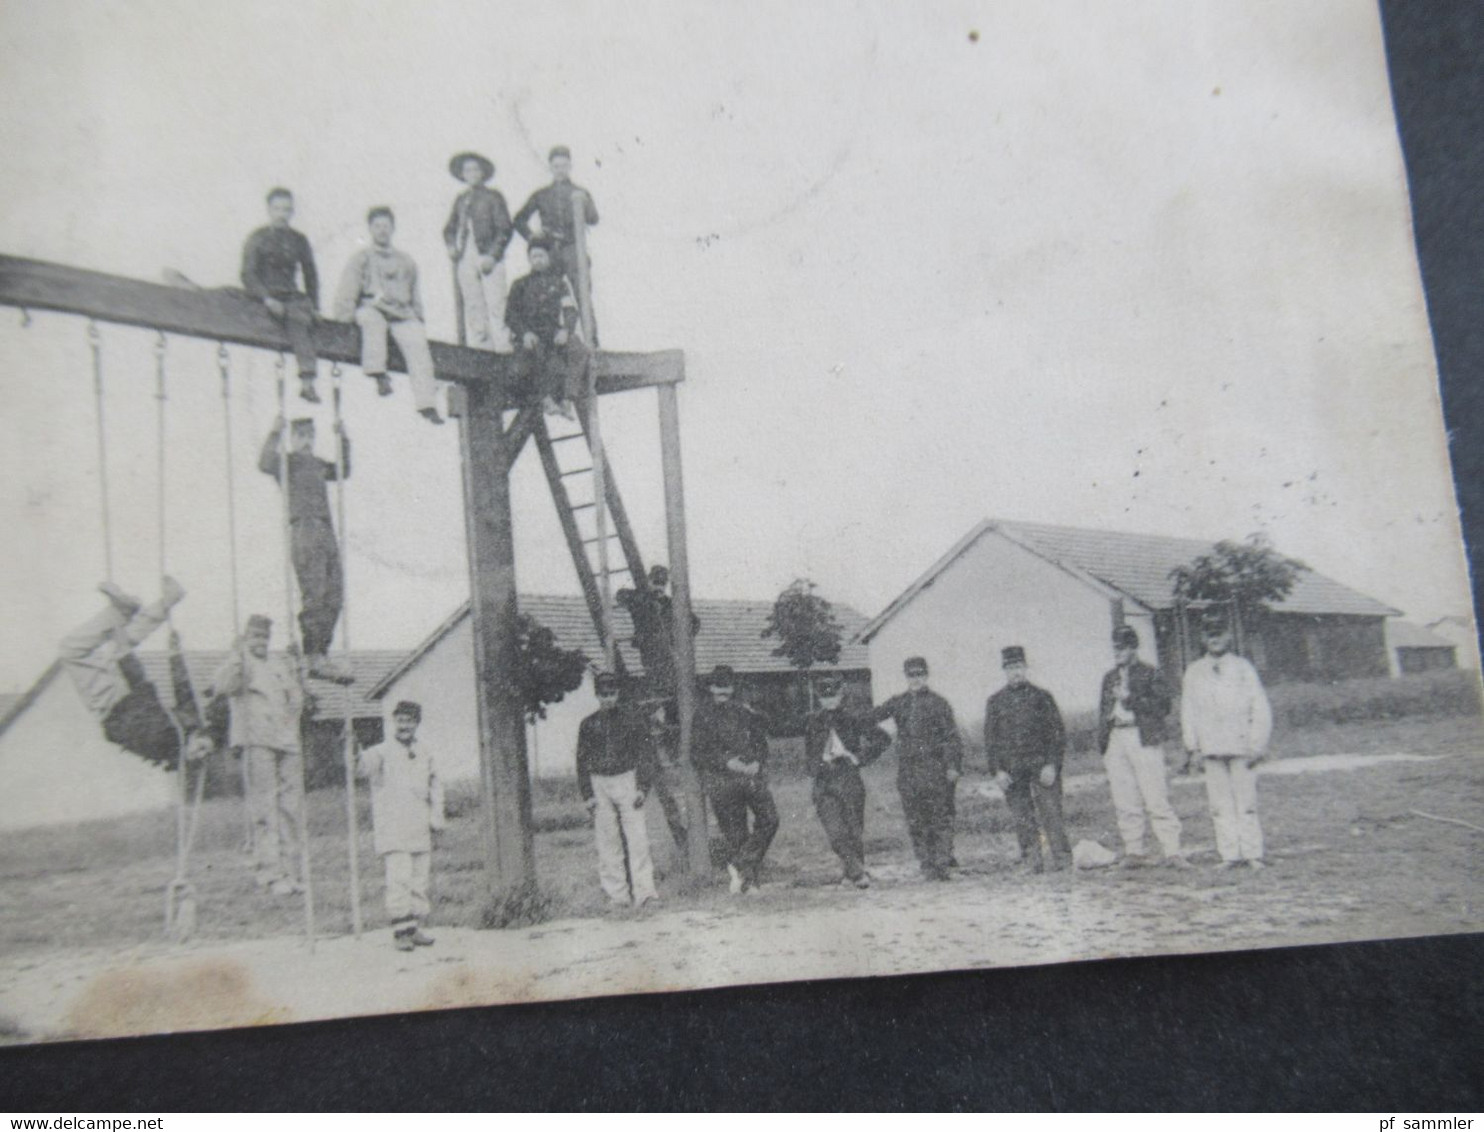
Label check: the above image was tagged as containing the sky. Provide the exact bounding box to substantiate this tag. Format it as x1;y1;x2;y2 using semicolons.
0;0;1472;691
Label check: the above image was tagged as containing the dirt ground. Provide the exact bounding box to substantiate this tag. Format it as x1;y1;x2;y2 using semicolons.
1;715;1480;1043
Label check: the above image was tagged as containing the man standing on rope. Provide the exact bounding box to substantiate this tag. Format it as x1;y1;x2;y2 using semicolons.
576;672;660;912
211;614;309;897
334;206;445;425
443;151;514;352
257;416;355;684
692;665;778;895
358;700;445;950
241;187;322;404
513;146;599;312
506;234;586;420
806;675;891;889
866;656;963;882
58;578;220;768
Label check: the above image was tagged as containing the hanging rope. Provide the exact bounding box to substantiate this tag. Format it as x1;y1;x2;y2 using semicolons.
19;307;32;329
277;352;318;950
218;343;255;855
331;362;363;936
88;321;114;584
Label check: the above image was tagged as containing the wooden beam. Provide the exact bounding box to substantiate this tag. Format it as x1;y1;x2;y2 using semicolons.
502;403;543;468
0;254;684;395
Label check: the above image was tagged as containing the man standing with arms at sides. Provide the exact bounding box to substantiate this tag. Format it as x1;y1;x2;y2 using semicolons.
241;187;321;404
985;646;1073;873
867;656;963;882
806;675;891;888
210;615;308;896
513;145;600;335
334;206;444;424
1180;611;1274;870
692;665;778;895
258;416;354;685
1098;625;1189;868
443;151;514;352
576;672;660;912
358;700;445;951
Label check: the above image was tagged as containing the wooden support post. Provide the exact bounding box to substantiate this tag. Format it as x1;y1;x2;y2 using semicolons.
659;383;710;879
458;382;537;901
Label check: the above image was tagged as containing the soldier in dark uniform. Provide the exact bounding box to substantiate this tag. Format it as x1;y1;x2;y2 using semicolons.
984;646;1073;872
867;656;964;881
691;664;777;894
805;675;890;887
512;145;600;311
240;187;321;404
505;233;586;419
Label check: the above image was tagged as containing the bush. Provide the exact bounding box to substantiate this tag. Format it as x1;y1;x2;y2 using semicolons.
1268;670;1482;730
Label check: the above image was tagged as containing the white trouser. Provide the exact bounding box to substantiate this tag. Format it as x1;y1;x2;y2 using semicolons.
245;746;304;881
354;306;440;411
591;770;657;905
1202;755;1264;862
1103;727;1182;857
383;850;431;928
456;243;510;352
58;602;168;716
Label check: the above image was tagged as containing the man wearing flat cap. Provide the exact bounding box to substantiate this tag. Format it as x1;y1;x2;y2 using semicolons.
513;145;601;331
984;646;1073;872
805;675;891;887
867;656;964;881
358;700;446;950
443;151;514;352
1180;612;1273;870
692;664;778;894
575;672;659;910
1098;625;1187;868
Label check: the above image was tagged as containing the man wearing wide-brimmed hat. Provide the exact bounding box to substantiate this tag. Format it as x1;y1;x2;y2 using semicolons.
1180;611;1273;870
443;150;514;352
692;664;778;894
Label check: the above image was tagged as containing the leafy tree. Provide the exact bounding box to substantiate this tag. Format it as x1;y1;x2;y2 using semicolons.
515;613;589;723
762;578;843;713
1168;533;1309;643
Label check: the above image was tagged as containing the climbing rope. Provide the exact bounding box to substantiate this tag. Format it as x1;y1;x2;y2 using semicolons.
218;343;255;854
276;352;318;950
87;321;114;583
331;362;363;936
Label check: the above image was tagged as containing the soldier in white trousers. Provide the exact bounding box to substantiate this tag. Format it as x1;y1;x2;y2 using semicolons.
1097;625;1188;867
575;672;659;910
358;700;445;950
1180;612;1274;870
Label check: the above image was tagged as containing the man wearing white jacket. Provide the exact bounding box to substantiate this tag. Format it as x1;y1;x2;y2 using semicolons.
1180;612;1274;870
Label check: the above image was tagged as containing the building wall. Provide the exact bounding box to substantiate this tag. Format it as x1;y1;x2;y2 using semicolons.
1427;617;1481;670
866;533;1140;744
0;676;175;831
1258;613;1389;683
1396;646;1458;675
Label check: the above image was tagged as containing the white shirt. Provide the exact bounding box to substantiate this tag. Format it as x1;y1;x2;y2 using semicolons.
1180;653;1273;758
358;738;445;855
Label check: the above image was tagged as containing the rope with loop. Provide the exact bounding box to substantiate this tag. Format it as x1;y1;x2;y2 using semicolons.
331;362;363;936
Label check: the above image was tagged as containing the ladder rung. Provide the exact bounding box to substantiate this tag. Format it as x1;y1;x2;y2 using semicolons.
570;502;596;512
561;467;593;478
550;432;587;443
582;533;622;545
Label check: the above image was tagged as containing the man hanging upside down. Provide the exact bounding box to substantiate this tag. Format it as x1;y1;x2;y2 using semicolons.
57;578;222;768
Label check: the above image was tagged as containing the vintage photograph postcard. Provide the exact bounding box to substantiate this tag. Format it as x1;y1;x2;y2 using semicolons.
0;0;1479;1045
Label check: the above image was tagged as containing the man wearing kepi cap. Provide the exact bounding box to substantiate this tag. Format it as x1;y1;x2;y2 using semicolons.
692;665;778;894
985;646;1073;873
443;151;513;352
513;145;600;304
358;700;445;951
867;656;964;881
575;672;659;911
1098;625;1187;868
1180;612;1273;870
805;675;891;887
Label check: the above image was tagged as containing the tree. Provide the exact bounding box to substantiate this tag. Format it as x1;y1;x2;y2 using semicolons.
1168;532;1309;649
762;578;843;714
515;613;590;724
